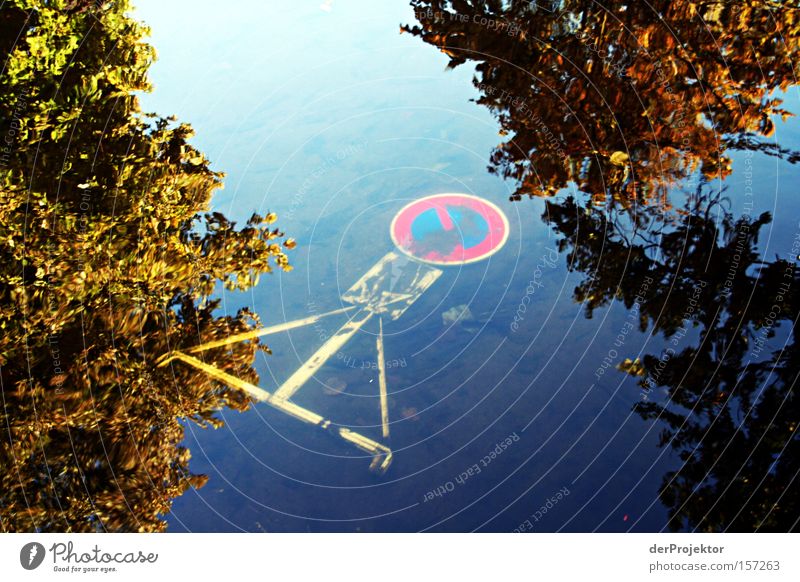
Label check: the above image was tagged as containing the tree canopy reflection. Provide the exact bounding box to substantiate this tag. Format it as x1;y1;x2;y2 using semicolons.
403;0;799;203
406;1;799;530
0;0;293;531
545;188;798;531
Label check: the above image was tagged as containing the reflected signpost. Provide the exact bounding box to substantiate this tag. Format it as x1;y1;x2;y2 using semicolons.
157;194;509;472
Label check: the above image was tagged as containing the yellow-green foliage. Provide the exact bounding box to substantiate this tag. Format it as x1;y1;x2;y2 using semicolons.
0;0;293;531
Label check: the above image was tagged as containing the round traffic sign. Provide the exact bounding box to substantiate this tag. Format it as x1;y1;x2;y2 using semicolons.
390;193;509;266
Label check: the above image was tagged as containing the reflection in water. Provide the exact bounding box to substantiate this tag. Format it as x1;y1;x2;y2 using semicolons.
405;1;799;530
403;0;800;203
2;0;798;533
0;1;292;531
546;187;799;531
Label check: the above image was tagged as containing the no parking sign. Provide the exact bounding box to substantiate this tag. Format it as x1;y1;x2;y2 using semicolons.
390;193;509;265
160;193;510;472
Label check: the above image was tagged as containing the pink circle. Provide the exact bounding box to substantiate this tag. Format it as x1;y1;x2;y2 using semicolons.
390;194;509;265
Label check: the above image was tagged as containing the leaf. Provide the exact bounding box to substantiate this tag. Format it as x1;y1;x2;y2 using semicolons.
609;151;629;166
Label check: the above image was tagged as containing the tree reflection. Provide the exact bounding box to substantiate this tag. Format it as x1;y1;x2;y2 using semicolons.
402;0;799;202
0;0;293;531
405;1;799;530
544;186;798;531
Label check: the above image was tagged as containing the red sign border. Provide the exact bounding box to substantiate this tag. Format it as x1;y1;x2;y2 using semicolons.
389;193;510;266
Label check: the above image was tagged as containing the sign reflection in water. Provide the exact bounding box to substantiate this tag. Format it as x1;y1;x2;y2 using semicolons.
159;194;509;473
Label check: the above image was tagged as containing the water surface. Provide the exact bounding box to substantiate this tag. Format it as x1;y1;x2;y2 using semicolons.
132;0;800;532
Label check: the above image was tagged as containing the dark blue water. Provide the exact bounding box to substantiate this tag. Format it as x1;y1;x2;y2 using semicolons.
135;0;800;532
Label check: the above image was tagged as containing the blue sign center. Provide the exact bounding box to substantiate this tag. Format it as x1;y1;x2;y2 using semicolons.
410;206;489;251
